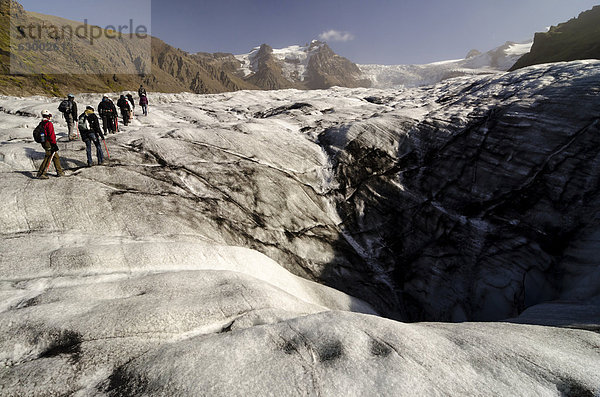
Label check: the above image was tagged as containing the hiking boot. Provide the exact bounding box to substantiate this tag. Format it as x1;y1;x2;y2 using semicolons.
38;174;49;180
57;172;65;177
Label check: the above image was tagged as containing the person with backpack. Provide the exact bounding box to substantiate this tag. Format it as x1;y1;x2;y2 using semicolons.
58;94;78;141
78;106;105;167
139;94;148;116
98;94;117;134
117;94;132;126
126;93;135;116
138;84;147;99
35;110;64;179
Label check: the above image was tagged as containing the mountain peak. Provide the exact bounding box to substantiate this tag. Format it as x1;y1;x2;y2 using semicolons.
256;44;273;57
235;41;369;89
309;40;326;49
466;49;482;59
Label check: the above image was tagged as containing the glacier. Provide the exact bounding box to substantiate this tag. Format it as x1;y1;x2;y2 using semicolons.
360;40;533;88
0;60;599;396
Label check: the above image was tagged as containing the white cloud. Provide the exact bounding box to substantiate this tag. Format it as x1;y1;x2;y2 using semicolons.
318;30;355;42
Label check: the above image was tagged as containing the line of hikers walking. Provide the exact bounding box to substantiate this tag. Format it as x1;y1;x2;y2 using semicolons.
35;86;150;179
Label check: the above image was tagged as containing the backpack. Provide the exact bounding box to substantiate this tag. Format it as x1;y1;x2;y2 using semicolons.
58;99;72;114
101;100;114;115
78;114;90;131
118;98;130;110
33;121;46;143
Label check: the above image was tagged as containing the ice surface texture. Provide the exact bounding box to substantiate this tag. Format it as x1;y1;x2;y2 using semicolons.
1;61;599;396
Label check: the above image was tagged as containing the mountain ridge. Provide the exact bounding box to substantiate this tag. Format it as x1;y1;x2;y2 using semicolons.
0;0;369;96
359;40;533;88
3;1;598;96
236;40;370;90
510;5;600;71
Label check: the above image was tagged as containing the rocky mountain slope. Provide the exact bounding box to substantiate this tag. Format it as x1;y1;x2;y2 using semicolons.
242;44;298;90
0;0;258;96
0;61;599;395
237;41;370;90
510;5;600;70
360;40;532;88
0;1;369;96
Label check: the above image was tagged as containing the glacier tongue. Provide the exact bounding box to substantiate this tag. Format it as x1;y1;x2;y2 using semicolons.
1;61;600;395
360;40;534;88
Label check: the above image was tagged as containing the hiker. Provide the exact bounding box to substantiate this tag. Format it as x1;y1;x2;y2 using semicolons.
126;93;135;116
98;94;117;134
117;94;132;126
78;106;105;167
138;84;146;99
58;94;78;141
139;94;148;116
36;110;64;179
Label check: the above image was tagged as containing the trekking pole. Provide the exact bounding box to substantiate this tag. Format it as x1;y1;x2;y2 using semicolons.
45;151;56;174
103;139;111;159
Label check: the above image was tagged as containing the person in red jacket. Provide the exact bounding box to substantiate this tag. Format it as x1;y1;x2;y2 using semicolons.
36;110;64;179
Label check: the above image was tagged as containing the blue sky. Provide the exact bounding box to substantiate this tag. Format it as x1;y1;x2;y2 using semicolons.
16;0;600;65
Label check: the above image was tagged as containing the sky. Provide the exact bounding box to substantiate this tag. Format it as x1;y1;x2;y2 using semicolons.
15;0;600;65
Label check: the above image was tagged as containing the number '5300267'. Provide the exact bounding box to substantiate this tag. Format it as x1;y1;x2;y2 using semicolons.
17;43;67;51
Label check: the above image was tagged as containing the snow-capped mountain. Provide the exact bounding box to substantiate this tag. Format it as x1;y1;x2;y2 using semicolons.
235;40;371;90
232;39;533;91
236;41;323;81
360;40;533;88
1;2;370;96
